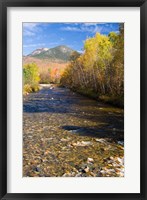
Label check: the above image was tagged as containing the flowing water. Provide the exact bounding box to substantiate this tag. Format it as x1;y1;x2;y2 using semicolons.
23;84;124;177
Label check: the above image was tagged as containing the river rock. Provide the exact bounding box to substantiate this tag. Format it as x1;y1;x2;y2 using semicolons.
61;137;70;142
75;173;82;177
95;138;107;144
84;166;90;173
35;166;41;172
118;141;124;146
87;157;94;163
72;141;92;147
62;173;71;177
110;156;114;160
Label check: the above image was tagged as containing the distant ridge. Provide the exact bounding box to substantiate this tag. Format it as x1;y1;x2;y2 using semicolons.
27;45;75;62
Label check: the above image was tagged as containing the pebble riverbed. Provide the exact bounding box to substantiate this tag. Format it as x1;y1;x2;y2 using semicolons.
23;84;124;177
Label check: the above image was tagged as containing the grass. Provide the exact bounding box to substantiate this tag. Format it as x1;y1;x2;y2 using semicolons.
99;95;124;108
75;88;98;99
69;87;124;108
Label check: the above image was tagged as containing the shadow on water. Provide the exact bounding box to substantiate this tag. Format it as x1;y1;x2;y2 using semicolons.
23;87;123;113
61;125;124;142
23;86;124;142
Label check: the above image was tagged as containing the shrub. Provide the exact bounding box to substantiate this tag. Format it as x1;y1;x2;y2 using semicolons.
23;84;32;95
31;84;40;92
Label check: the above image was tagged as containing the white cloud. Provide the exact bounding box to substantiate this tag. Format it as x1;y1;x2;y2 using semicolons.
23;43;45;48
83;23;100;26
64;23;79;25
23;30;35;36
23;23;39;29
61;23;103;34
61;26;81;32
93;26;103;33
23;23;40;36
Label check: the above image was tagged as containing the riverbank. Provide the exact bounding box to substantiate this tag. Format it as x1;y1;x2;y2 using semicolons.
66;87;124;108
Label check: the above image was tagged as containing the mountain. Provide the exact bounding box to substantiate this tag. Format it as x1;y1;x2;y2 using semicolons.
28;48;49;56
27;45;74;62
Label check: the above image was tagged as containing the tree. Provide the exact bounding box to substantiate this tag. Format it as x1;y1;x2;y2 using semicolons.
70;51;81;61
23;63;40;85
23;63;40;93
61;25;124;106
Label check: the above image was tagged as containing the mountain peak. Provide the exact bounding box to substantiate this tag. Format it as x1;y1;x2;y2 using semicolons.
29;48;49;56
28;45;75;61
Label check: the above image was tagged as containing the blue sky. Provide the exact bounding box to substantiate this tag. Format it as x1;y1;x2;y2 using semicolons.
23;23;120;56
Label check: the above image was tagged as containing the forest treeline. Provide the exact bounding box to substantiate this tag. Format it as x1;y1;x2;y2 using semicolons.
23;63;64;94
61;24;124;107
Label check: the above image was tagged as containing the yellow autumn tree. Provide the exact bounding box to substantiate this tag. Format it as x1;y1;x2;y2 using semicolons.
61;28;124;106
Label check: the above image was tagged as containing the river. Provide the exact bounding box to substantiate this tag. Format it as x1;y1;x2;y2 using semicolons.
23;84;124;177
